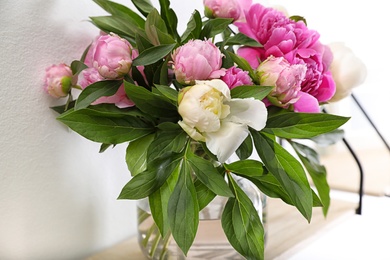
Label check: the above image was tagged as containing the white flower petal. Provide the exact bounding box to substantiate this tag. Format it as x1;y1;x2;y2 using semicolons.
225;98;268;131
195;79;231;100
178;121;206;142
204;121;249;162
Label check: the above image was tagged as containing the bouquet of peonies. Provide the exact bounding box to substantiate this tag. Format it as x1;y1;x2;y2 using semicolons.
43;0;359;259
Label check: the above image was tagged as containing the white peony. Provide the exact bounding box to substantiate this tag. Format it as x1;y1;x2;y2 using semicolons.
178;79;267;162
328;42;367;102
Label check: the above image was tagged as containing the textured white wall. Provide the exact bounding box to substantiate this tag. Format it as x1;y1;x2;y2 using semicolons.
0;0;387;259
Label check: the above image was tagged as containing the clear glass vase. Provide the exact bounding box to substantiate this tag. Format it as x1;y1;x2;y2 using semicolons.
136;176;267;259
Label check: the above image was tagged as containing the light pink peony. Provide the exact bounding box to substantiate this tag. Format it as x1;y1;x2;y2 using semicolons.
79;67;104;89
257;56;306;108
172;39;225;85
236;4;336;112
221;66;253;89
44;63;76;98
204;0;252;22
92;33;133;80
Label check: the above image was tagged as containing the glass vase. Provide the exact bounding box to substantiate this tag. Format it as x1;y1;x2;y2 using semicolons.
136;176;267;259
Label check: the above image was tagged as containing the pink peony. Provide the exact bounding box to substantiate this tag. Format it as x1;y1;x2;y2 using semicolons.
83;31;107;67
92;33;133;80
79;67;104;89
172;39;225;85
257;56;306;108
221;66;253;89
236;4;336;112
204;0;252;22
44;63;76;98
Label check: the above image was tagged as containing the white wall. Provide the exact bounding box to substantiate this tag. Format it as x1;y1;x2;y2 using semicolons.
0;0;386;259
0;1;138;259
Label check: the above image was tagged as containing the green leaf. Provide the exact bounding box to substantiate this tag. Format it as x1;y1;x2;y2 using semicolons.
74;80;122;110
222;174;264;260
124;81;178;119
230;85;273;101
310;129;345;146
181;10;202;42
291;141;330;215
245;173;294;205
263;112;350;139
159;0;179;41
149;161;180;237
99;143;113;153
223;33;262;47
57;105;154;144
290;15;307;25
92;0;145;28
224;160;265;177
154;84;178;102
168;161;199;256
187;153;233;197
50;100;76;114
131;0;154;17
227;51;256;79
200;18;234;39
70;60;87;76
235;134;253;160
89;16;140;40
126;134;155;176
251;130;313;221
145;9;168;45
147;130;187;162
118;152;181;199
194;179;216;210
132;43;176;66
135;33;154;53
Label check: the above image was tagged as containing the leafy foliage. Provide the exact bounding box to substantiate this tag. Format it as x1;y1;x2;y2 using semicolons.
49;0;350;258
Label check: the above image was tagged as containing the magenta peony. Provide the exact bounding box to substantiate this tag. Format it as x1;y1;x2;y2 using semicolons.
44;63;76;98
221;66;253;89
204;0;252;22
91;33;133;80
172;39;225;85
236;4;336;112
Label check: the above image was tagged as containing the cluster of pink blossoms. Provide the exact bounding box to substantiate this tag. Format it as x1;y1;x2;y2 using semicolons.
235;3;336;112
173;1;335;112
45;0;337;113
44;33;139;108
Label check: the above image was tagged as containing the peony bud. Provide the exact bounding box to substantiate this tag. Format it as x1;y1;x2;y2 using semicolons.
204;0;252;22
172;39;225;85
44;63;76;98
328;42;367;102
221;66;253;89
92;33;132;79
257;56;306;107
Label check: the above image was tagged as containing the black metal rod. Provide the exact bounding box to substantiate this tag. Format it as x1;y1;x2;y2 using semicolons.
351;93;390;152
342;137;364;215
323;108;364;215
